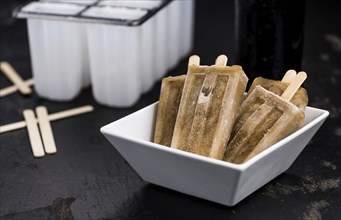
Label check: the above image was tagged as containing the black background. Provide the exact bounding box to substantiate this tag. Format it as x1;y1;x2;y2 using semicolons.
1;0;341;219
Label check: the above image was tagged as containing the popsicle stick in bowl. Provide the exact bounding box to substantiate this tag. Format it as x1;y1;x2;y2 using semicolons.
0;61;32;95
281;71;307;101
23;109;45;158
281;69;297;83
188;55;200;66
215;55;228;66
36;106;57;154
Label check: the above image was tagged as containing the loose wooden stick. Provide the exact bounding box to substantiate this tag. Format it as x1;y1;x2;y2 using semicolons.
36;106;57;154
281;71;307;101
188;55;200;66
23;109;45;158
0;61;32;95
48;105;94;121
0;105;94;134
0;78;34;97
215;55;228;66
281;69;296;83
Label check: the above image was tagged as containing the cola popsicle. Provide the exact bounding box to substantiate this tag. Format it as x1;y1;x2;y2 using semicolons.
248;70;308;110
154;75;186;146
171;55;248;159
223;71;307;164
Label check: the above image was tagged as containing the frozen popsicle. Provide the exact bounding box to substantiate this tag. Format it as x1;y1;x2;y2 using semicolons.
154;75;186;146
248;70;308;110
171;55;248;159
223;71;307;164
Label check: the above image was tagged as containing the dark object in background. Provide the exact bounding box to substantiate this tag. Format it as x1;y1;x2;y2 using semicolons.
235;0;305;80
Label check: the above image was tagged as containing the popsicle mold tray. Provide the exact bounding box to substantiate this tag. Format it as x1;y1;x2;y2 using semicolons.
14;0;194;106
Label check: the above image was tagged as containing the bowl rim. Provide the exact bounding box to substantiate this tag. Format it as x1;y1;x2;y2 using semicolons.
101;103;329;171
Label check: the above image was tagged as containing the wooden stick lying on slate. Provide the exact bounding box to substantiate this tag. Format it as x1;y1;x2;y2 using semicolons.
0;78;34;97
0;61;32;95
23;109;45;158
36;106;57;154
0;105;94;134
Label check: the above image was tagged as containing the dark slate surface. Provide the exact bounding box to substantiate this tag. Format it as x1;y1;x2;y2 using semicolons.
0;0;340;219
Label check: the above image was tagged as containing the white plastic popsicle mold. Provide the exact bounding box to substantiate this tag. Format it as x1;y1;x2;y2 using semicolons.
40;0;98;5
98;0;162;94
83;6;147;107
98;0;163;10
14;0;195;106
166;0;181;69
180;0;195;57
23;2;90;101
154;4;168;79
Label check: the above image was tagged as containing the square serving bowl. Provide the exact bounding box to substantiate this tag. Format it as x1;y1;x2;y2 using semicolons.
100;102;329;206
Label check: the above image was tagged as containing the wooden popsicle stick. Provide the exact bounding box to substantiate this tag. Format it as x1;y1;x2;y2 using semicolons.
23;109;45;158
0;121;27;134
0;78;34;97
215;55;228;66
281;69;296;83
188;55;200;66
36;106;57;154
48;105;94;121
0;105;94;134
281;71;307;101
0;61;32;95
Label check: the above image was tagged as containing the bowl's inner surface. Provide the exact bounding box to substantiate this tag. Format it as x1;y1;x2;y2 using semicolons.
104;103;326;144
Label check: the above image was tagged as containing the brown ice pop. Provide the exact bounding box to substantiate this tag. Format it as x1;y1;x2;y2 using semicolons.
171;55;248;159
154;75;186;146
224;71;307;164
248;70;308;110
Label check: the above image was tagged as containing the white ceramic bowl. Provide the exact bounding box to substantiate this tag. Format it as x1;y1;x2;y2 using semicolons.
100;102;329;206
